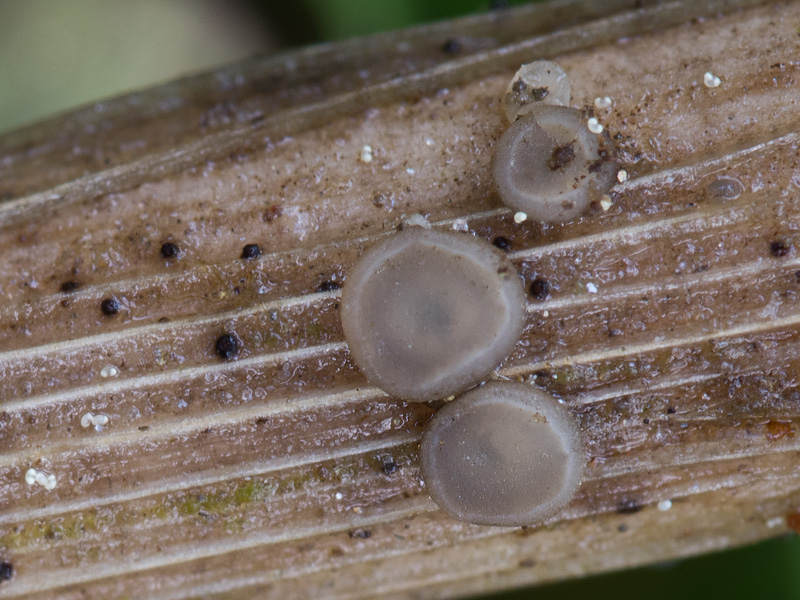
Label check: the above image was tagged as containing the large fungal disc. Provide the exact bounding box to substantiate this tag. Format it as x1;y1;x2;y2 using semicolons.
493;104;618;223
421;382;584;527
340;228;525;402
502;60;570;123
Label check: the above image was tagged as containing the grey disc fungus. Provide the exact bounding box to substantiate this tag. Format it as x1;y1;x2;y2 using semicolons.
493;104;618;223
421;381;584;527
502;60;571;123
340;228;525;402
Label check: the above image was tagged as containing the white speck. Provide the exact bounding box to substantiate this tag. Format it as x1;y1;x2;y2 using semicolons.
406;167;415;175
542;310;549;317
453;218;469;231
658;499;672;511
594;96;612;109
600;196;613;211
425;137;435;146
586;282;598;294
360;145;373;163
616;169;628;183
767;516;784;528
81;412;110;430
45;474;57;490
587;117;603;134
704;72;721;88
335;492;343;500
25;468;37;485
100;365;119;378
452;218;469;232
35;471;48;487
513;211;527;224
402;213;431;229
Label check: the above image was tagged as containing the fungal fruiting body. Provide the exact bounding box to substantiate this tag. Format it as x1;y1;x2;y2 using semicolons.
502;60;570;123
340;228;525;401
493;104;618;222
421;382;584;527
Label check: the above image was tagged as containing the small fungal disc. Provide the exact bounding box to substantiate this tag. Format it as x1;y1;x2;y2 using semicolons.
493;104;618;222
502;60;570;123
421;382;584;526
341;228;525;401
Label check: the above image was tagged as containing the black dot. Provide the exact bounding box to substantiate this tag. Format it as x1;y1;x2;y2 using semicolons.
442;39;461;55
0;561;12;582
215;333;239;360
667;407;676;414
616;499;643;514
100;298;119;316
241;244;261;259
770;240;792;257
529;277;551;301
60;280;79;293
317;280;340;293
349;528;372;539
160;242;180;259
381;461;398;475
492;236;512;252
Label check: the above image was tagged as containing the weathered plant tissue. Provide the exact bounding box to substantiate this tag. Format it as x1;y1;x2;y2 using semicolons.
1;0;800;598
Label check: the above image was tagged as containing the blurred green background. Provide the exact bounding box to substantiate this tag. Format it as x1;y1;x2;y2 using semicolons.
2;0;799;597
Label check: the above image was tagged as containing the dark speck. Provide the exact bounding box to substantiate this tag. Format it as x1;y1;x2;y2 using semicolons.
215;334;239;360
617;524;629;533
317;280;340;293
492;236;512;252
100;298;119;316
442;39;461;55
518;558;535;568
60;280;79;293
529;277;551;301
643;418;650;424
530;87;549;101
160;242;180;259
0;561;12;582
547;143;576;171
771;240;792;258
616;499;643;514
349;528;372;539
381;461;398;475
241;243;261;259
667;407;676;414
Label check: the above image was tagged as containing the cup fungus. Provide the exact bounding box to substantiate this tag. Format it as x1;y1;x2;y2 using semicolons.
502;60;571;123
493;104;618;222
340;228;525;401
421;381;584;527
